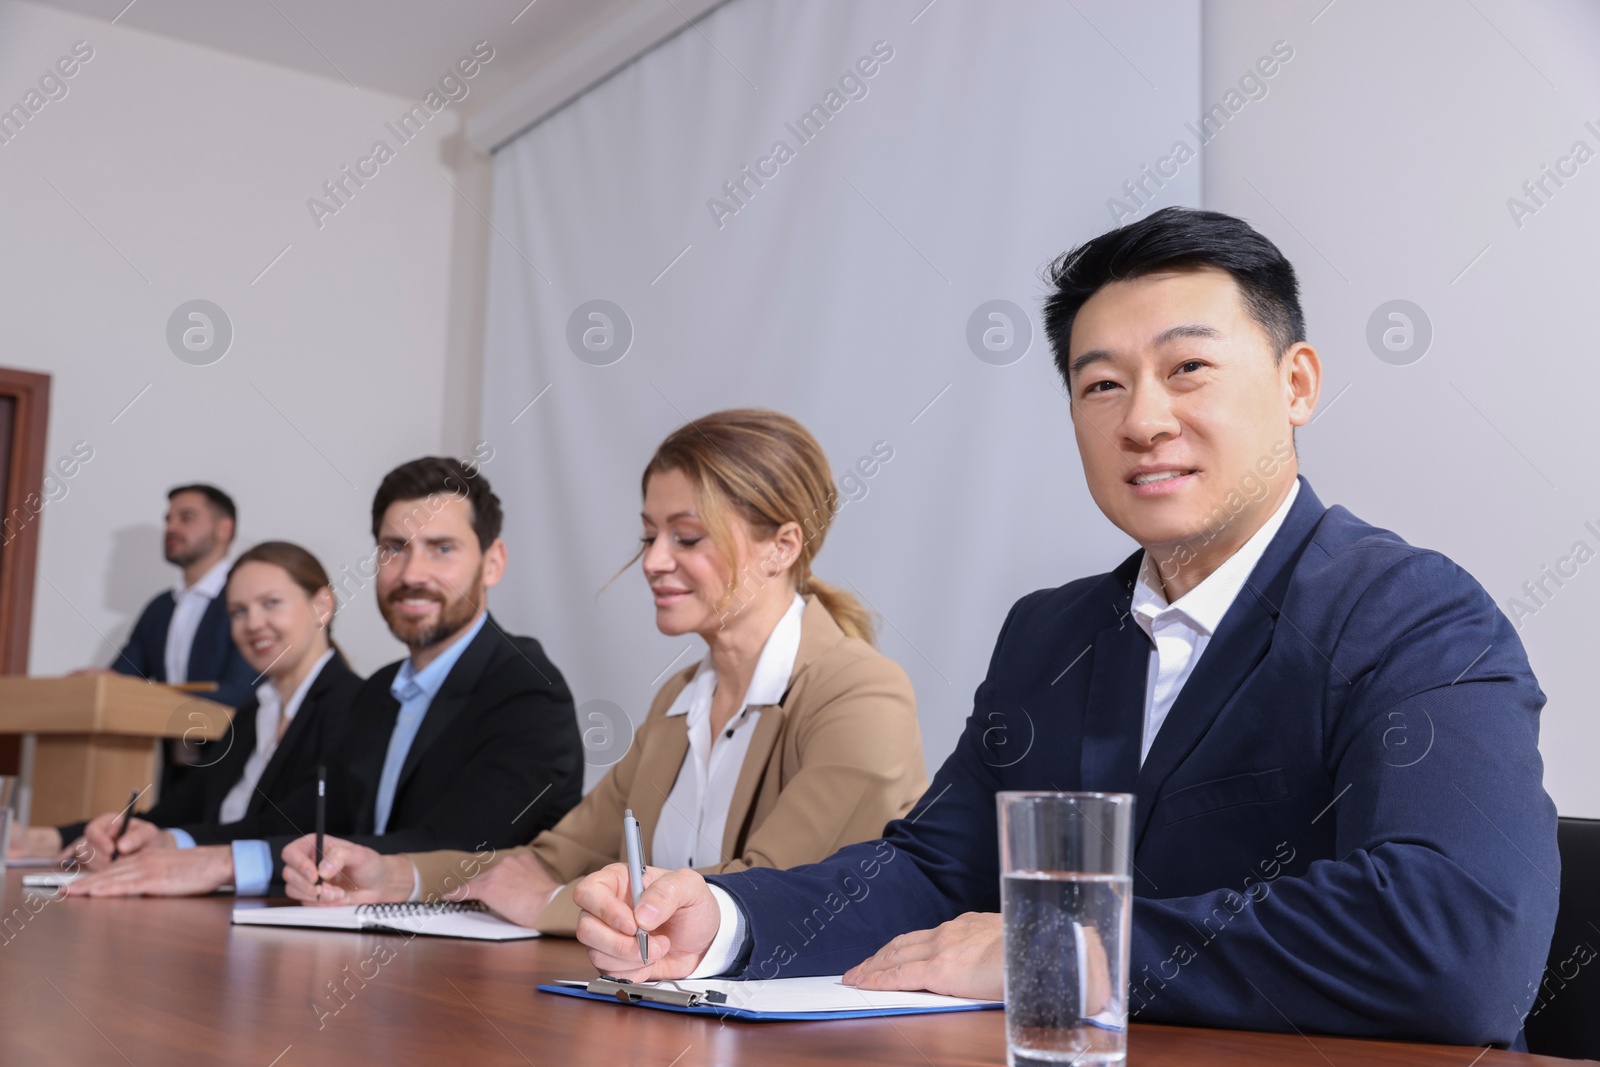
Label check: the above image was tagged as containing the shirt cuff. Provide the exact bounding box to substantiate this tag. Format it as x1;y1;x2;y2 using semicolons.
231;840;273;896
168;828;197;849
685;884;748;979
1074;920;1089;1016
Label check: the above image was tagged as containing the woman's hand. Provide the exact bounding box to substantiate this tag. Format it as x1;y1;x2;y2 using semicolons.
455;852;559;928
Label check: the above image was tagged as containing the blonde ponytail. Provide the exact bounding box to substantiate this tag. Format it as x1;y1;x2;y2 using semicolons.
804;576;875;645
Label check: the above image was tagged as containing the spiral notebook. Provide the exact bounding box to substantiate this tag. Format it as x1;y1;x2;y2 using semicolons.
231;900;541;941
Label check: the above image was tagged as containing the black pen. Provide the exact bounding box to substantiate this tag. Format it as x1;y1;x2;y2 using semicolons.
315;765;327;894
109;788;139;862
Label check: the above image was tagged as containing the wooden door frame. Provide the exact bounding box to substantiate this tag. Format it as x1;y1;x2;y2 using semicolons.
0;366;51;675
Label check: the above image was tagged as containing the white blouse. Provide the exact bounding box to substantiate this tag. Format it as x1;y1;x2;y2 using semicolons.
217;649;335;824
650;594;805;870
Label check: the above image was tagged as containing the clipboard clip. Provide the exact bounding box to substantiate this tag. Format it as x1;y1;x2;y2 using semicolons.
589;976;728;1008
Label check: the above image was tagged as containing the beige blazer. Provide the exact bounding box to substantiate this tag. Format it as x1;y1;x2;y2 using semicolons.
410;595;927;934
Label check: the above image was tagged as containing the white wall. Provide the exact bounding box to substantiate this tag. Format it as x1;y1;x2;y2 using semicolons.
0;0;485;678
477;0;1201;790
12;0;1594;819
479;0;1600;816
1199;0;1600;815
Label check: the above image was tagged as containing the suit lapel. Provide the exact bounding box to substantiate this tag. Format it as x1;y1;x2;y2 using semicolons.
146;594;178;681
1079;557;1147;794
719;703;787;860
631;706;691;853
1130;478;1327;845
251;656;348;812
187;595;228;683
395;615;500;791
351;679;402;829
1130;588;1276;845
709;595;837;860
206;697;259;822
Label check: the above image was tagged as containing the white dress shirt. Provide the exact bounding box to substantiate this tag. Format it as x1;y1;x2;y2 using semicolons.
695;482;1304;978
217;649;335;824
653;594;805;871
1128;480;1299;764
164;557;231;684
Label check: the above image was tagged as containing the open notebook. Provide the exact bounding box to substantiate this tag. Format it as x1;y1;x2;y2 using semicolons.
21;871;85;888
232;900;541;941
539;975;1002;1021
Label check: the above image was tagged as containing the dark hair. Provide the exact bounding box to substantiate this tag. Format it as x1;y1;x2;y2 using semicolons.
228;541;342;657
370;456;502;551
1042;207;1305;385
168;483;237;526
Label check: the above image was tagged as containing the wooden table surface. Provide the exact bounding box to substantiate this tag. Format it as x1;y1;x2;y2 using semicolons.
0;869;1586;1066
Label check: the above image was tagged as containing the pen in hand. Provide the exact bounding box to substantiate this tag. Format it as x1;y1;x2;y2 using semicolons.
314;765;326;898
110;788;139;862
623;808;649;964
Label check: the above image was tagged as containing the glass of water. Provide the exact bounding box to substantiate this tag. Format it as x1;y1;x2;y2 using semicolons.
999;791;1134;1066
0;775;17;872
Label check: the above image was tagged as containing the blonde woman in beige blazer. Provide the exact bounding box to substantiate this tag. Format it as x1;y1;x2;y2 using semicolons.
282;409;927;935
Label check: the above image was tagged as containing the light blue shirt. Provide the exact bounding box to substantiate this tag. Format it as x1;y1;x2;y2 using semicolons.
373;610;488;835
212;611;489;895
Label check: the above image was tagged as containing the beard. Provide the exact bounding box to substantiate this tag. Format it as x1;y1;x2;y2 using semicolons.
165;531;217;568
379;564;484;652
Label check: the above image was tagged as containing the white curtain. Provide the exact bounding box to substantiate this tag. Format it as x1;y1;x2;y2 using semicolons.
478;0;1201;786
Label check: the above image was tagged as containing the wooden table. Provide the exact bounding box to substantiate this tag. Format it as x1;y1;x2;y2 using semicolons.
0;870;1585;1066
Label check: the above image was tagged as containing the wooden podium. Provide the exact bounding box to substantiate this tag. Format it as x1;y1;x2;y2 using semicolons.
0;675;234;825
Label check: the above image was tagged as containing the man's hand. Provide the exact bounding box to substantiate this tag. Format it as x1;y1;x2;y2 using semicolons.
843;912;1111;1011
843;912;1007;1000
7;825;63;860
82;815;171;859
573;864;722;981
456;852;559;928
65;846;234;897
281;835;413;905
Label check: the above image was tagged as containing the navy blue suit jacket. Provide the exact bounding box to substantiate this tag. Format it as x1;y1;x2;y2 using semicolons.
112;587;255;709
708;479;1558;1047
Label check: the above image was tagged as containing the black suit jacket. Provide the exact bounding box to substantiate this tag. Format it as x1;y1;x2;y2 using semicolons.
265;614;582;877
113;587;256;709
57;654;364;845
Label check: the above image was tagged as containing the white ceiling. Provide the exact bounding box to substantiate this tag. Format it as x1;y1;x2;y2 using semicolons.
26;0;727;148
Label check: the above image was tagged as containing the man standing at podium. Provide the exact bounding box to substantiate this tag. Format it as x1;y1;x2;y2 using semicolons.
103;484;255;792
5;484;256;860
107;485;253;699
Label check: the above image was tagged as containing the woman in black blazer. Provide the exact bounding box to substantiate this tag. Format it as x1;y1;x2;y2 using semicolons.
10;542;363;862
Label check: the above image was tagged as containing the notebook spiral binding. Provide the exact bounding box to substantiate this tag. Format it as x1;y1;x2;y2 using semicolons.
354;901;489;919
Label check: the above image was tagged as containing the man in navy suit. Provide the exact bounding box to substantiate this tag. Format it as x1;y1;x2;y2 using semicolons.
103;484;254;699
573;207;1560;1048
104;484;255;789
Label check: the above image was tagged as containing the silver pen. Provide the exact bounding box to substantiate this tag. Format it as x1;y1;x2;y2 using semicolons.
623;808;649;964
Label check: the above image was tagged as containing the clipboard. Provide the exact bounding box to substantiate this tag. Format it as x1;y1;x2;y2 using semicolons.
536;975;1003;1022
581;977;729;1008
